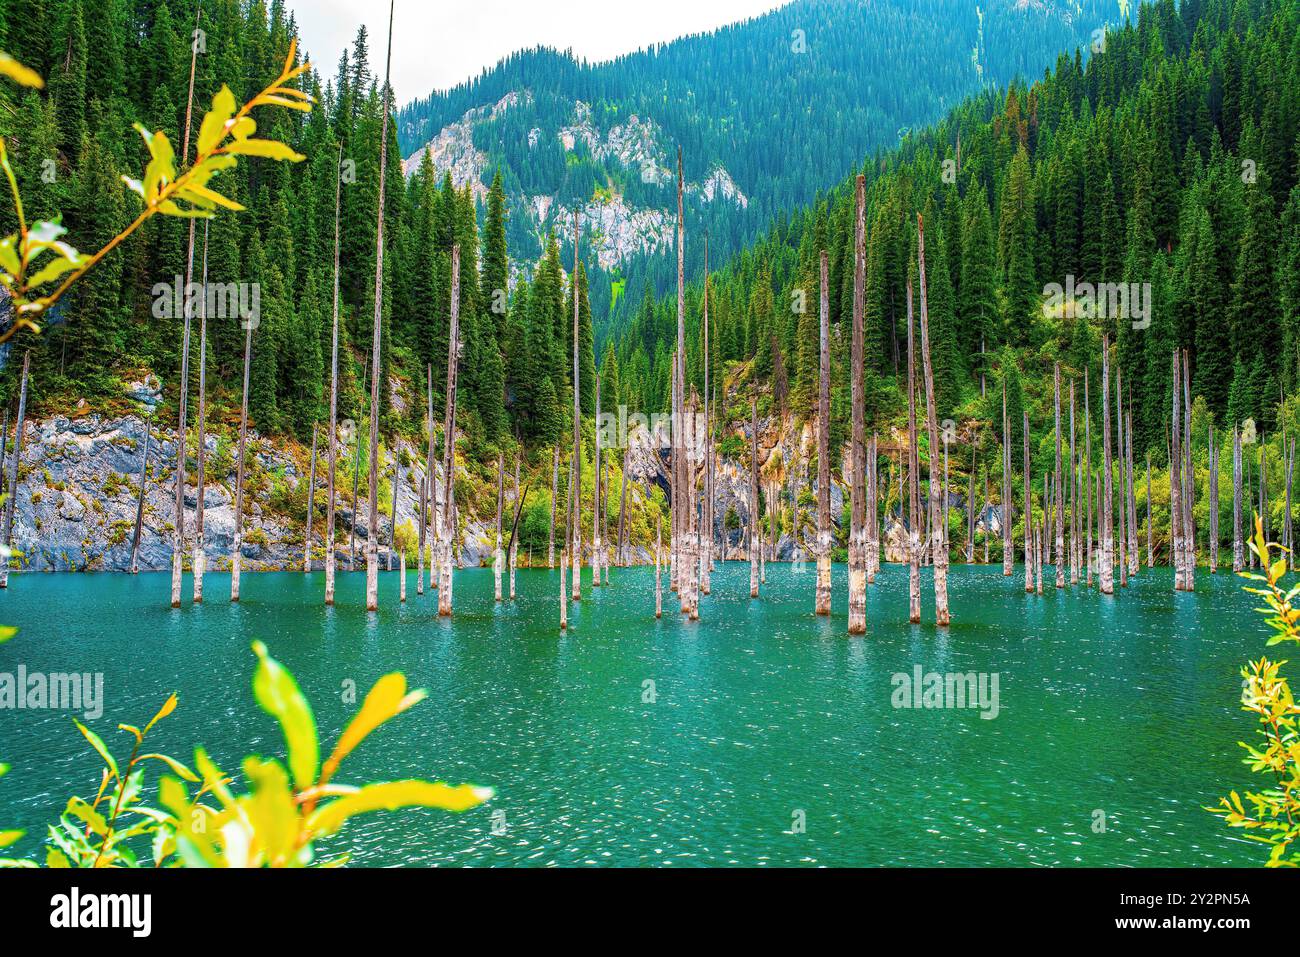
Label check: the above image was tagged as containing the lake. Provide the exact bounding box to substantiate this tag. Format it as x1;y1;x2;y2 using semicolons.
0;562;1265;867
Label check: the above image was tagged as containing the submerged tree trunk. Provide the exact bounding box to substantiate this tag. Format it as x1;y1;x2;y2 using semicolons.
1023;409;1033;594
560;548;568;630
495;451;504;602
594;374;603;588
655;523;662;619
350;358;367;571
171;9;202;610
1116;369;1127;589
1054;363;1064;589
324;149;343;606
365;2;395;614
0;353;29;589
549;444;559;568
231;314;253;603
439;246;461;617
129;415;152;576
1085;369;1093;587
1100;335;1114;595
192;224;210;603
1183;351;1195;590
916;216;948;626
388;446;399;573
1146;451;1154;569
305;425;318;573
1002;383;1013;577
848;175;867;634
1233;426;1243;572
816;251;832;615
1171;351;1185;591
868;434;880;581
750;398;761;599
1069;377;1078;585
571;211;582;603
907;280;921;624
511;455;520;599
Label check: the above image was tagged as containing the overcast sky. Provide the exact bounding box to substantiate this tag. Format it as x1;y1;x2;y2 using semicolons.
291;0;786;105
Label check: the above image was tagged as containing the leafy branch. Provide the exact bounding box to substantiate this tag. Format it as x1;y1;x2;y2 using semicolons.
0;42;311;345
1208;517;1300;867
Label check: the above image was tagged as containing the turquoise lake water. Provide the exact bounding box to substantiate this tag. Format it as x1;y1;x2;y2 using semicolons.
0;562;1267;866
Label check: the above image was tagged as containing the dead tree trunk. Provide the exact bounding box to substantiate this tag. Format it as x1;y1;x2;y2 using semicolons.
702;233;712;588
1126;402;1138;577
817;251;832;615
304;425;318;573
619;446;630;570
171;6;202;609
231;307;253;603
1069;377;1078;584
439;245;461;617
1171;350;1185;590
966;444;976;564
1209;428;1219;573
1233;426;1243;572
750;397;761;599
1146;451;1153;569
1183;351;1195;588
1002;382;1013;577
655;523;662;619
350;358;367;571
593;373;603;588
1085;369;1093;587
907;280;921;623
1100;335;1114;595
364;1;395;614
1053;363;1064;588
191;224;210;602
1116;368;1128;588
387;447;399;573
129;415;152;575
1023;409;1033;594
549;444;559;568
571;210;582;603
915;216;948;626
419;365;433;595
511;455;520;599
868;433;880;581
324;149;343;606
848;175;867;634
0;353;29;589
560;548;568;630
495;451;504;601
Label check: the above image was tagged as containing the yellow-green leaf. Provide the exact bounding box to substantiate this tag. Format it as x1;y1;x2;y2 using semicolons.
0;53;43;89
197;85;237;157
0;830;22;848
324;674;426;778
138;753;199;782
144;693;179;734
73;719;119;781
46;848;70;868
63;796;107;836
177;182;244;211
224;139;305;162
240;757;298;865
307;781;494;837
0;625;15;645
251;641;318;790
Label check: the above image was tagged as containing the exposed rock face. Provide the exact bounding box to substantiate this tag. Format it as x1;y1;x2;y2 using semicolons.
402;93;748;273
3;415;490;574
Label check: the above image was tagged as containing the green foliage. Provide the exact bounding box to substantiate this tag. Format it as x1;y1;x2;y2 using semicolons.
1209;519;1300;867
0;644;490;869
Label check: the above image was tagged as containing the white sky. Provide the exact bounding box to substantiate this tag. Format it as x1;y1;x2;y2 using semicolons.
291;0;786;105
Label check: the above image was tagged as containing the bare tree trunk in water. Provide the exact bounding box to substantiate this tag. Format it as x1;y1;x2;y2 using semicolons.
1171;350;1185;590
1024;409;1033;594
816;250;832;615
549;444;559;568
1183;351;1195;590
1100;335;1114;595
847;176;867;634
365;1;396;614
495;451;504;602
915;216;948;626
129;415;152;575
1002;383;1013;577
1116;368;1127;589
324;149;343;606
304;425;317;573
1085;370;1093;587
1146;451;1153;569
192;224;210;603
655;523;662;619
1127;408;1138;577
560;548;568;630
907;281;921;624
350;358;367;570
571;210;582;603
593;374;603;588
1069;378;1078;584
1054;363;1064;588
750;398;761;599
171;3;202;609
439;246;461;617
619;447;630;570
231;316;253;603
1233;427;1243;572
388;446;399;573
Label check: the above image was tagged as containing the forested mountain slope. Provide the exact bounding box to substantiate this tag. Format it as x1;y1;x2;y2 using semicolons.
395;0;1119;337
607;0;1300;470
